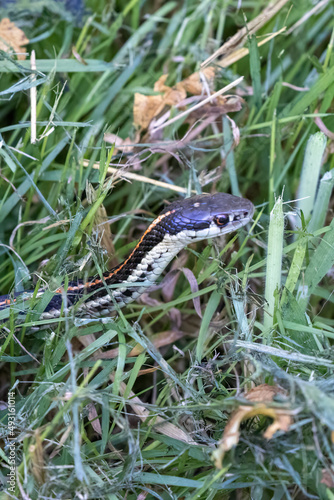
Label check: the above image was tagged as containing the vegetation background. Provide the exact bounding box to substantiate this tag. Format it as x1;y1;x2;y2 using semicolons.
0;0;334;498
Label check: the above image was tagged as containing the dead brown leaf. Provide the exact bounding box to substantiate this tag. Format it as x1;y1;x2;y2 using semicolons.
162;85;187;108
134;66;219;130
0;18;29;60
133;86;186;130
133;93;165;129
213;384;293;469
154;74;170;93
182;66;216;94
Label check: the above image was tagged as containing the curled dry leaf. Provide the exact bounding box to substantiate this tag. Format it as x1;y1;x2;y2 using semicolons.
154;74;171;93
213;384;293;469
133;93;165;129
133;87;187;130
162;85;187;108
0;18;29;60
154;67;216;96
226;115;240;147
134;66;218;130
182;66;216;94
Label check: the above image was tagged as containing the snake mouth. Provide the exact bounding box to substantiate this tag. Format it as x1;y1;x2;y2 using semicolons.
230;208;254;228
230;211;251;222
230;211;254;229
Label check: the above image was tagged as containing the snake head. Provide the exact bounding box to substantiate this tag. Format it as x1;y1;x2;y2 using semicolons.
160;192;254;241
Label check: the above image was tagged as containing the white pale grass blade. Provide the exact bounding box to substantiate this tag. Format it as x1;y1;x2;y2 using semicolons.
263;196;284;340
296;132;327;223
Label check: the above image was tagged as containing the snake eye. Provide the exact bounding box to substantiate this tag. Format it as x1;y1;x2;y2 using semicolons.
215;215;229;227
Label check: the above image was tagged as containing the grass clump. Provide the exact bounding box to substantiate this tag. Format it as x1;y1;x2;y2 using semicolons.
0;1;334;498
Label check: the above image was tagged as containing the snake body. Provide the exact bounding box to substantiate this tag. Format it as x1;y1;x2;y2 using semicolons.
0;193;254;321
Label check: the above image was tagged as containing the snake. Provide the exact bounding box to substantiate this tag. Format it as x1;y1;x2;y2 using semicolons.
0;193;254;322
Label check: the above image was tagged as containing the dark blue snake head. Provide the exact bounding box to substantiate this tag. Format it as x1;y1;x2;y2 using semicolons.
159;192;254;240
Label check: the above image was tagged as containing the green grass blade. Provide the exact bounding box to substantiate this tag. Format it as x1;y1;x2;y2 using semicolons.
283;63;334;118
308;168;334;233
223;116;240;197
248;34;262;110
196;290;221;361
298;217;334;312
263;196;284;341
296;132;327;222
